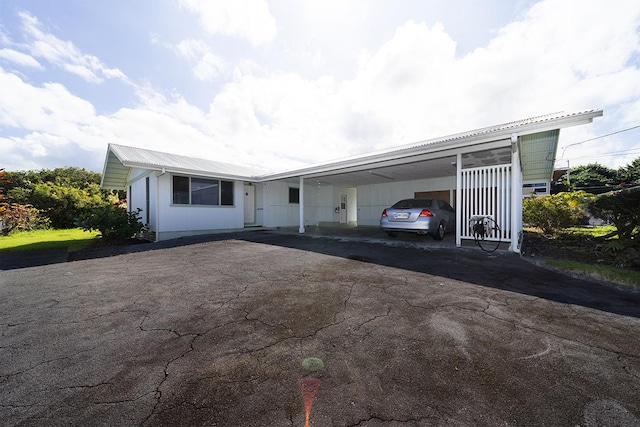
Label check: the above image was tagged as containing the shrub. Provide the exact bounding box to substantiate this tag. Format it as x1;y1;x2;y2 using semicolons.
0;202;50;235
30;182;111;229
589;188;640;242
78;202;146;244
522;192;592;235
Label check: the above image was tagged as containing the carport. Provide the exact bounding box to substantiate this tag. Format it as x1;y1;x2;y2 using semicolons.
262;110;603;253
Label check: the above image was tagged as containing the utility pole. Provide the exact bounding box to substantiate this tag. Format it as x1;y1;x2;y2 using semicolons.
566;160;571;188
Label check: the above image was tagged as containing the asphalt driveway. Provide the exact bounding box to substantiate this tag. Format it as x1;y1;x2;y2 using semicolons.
1;230;639;426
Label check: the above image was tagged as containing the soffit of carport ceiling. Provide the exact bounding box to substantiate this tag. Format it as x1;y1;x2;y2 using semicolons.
304;147;515;188
308;156;459;187
461;147;512;169
518;130;559;182
283;145;526;187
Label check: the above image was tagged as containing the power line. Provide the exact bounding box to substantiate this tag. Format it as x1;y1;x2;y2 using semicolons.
559;124;640;158
570;148;640;161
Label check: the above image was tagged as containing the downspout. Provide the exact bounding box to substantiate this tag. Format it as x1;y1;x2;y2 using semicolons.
510;133;522;253
299;176;305;233
455;153;462;248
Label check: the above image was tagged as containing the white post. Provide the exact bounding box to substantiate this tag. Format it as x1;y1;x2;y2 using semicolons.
155;171;162;242
455;153;462;247
510;133;522;253
299;176;305;233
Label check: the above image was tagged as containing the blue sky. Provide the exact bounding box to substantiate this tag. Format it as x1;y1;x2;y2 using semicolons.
1;0;639;173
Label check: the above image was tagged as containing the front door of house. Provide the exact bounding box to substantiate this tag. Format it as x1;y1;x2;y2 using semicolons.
244;185;255;224
339;193;347;224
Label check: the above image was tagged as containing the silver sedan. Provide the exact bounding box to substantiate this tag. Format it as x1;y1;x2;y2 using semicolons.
380;198;455;240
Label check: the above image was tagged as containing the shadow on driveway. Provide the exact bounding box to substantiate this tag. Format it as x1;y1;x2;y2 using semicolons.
2;227;638;319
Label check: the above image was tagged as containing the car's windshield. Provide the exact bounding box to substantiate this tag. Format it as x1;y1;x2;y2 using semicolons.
392;199;432;208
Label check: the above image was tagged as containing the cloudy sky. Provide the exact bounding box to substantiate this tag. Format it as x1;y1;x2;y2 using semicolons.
1;0;639;174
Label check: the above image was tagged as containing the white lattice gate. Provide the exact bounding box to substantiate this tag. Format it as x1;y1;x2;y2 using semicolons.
460;164;512;241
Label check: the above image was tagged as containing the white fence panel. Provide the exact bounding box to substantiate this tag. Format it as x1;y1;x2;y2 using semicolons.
460;164;511;241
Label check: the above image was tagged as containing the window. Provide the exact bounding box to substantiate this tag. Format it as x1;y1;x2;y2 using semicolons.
172;176;234;206
289;187;299;204
191;178;218;205
221;181;234;205
173;176;190;204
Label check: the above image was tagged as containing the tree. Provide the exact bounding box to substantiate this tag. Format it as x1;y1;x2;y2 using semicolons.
4;167;120;229
0;168;8;202
589;188;640;242
618;157;640;186
30;182;110;229
0;168;50;235
562;163;619;194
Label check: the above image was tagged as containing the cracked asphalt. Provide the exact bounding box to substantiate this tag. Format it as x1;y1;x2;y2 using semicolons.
1;230;639;426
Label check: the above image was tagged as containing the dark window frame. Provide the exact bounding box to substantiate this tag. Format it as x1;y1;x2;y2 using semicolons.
288;187;300;204
172;175;234;206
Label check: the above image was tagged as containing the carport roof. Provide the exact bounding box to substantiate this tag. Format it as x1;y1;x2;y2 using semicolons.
101;110;603;190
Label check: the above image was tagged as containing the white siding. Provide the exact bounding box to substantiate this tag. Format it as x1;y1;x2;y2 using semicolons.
261;181;303;227
127;169;155;229
260;182;357;227
155;174;246;240
356;176;456;226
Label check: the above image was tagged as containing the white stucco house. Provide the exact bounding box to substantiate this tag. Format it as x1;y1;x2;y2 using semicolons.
101;110;603;252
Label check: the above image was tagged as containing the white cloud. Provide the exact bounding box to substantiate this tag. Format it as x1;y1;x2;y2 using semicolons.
177;0;277;47
2;0;640;174
18;11;129;84
175;39;226;81
0;68;96;131
0;48;42;69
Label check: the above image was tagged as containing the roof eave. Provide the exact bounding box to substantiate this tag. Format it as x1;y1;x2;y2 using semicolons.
259;110;603;181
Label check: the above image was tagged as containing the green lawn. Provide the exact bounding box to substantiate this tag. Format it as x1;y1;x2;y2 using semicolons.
548;259;640;290
0;229;100;252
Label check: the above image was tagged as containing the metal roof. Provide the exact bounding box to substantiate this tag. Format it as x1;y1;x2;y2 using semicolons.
101;110;603;190
101;144;267;190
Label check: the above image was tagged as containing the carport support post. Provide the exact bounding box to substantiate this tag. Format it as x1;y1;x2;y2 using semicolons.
455;153;462;247
299;176;305;233
510;133;522;253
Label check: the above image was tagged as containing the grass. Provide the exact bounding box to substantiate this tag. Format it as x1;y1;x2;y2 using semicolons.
548;259;640;290
526;225;639;289
560;225;617;238
0;228;100;252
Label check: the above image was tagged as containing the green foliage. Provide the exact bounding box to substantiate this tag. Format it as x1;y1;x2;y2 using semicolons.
5;167;102;191
0;202;50;235
3;167;121;228
523;192;592;235
0;169;50;235
78;202;146;244
555;158;640;194
589;188;640;242
0;168;8;202
561;163;618;193
618;157;640;185
29;182;111;229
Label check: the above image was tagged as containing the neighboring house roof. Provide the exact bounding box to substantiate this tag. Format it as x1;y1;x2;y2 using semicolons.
101;110;603;190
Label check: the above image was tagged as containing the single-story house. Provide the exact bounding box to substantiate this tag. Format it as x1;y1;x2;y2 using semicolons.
101;109;603;252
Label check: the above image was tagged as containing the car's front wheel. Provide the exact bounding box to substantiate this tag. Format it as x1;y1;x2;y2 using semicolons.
386;231;398;237
433;222;445;240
